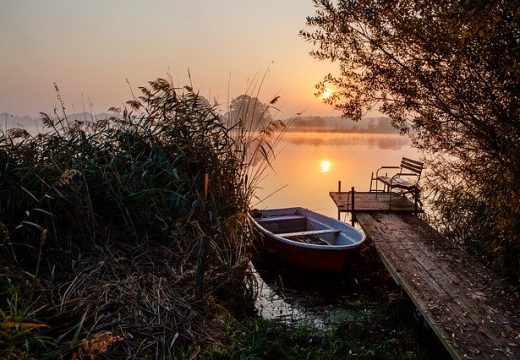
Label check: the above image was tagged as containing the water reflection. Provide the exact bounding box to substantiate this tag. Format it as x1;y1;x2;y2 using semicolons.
254;132;419;218
253;267;327;329
252;242;400;330
320;159;331;173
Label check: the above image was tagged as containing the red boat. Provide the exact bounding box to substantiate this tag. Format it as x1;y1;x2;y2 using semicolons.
250;207;366;274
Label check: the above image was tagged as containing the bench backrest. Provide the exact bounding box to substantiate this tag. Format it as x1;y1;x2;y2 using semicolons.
400;157;424;176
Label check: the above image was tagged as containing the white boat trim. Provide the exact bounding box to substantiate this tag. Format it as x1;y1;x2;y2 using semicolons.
250;207;366;251
277;229;340;237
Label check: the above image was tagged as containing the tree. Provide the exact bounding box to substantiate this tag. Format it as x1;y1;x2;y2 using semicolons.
301;0;520;282
225;95;273;130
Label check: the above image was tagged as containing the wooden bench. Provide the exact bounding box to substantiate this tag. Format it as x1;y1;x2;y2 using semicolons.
369;157;424;210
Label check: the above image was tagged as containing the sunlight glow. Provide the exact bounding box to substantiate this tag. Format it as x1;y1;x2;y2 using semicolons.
320;160;331;173
321;87;334;100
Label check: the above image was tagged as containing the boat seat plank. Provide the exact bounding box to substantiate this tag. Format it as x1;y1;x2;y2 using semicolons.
255;215;306;223
277;229;340;237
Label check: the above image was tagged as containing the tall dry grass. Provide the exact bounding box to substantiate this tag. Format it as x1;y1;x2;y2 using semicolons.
0;77;285;358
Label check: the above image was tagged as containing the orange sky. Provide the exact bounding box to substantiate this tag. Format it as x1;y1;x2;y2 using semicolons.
0;0;340;118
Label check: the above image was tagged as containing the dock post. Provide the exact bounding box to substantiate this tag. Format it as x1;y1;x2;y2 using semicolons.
414;187;419;214
351;186;355;226
337;181;342;220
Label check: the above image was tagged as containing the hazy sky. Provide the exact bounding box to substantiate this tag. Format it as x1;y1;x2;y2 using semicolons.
0;0;340;118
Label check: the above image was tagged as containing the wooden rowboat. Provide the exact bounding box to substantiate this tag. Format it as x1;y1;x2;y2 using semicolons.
250;207;366;274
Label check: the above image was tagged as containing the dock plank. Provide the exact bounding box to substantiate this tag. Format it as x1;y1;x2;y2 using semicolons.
381;228;503;356
330;191;421;213
364;218;488;356
356;212;520;359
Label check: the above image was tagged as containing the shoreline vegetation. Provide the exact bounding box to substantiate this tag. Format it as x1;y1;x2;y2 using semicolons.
0;78;285;358
0;79;447;359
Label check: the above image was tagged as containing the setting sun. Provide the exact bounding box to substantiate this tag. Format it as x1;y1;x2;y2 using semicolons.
321;87;334;100
320;159;331;173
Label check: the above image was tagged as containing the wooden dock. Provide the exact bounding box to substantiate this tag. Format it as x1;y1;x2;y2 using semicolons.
330;190;421;223
330;191;421;213
355;212;520;359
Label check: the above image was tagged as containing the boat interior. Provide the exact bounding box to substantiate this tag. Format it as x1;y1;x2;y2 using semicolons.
255;214;353;245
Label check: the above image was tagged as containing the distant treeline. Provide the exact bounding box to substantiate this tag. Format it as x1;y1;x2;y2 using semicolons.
2;112;398;134
284;115;397;133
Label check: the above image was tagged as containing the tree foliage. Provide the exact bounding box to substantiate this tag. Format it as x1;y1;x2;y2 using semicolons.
302;0;520;282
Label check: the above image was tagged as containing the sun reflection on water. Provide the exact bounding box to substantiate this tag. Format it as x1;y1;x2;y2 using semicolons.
320;160;331;173
254;132;417;218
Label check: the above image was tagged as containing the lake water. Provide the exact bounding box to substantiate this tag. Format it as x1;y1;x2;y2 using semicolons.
250;134;449;357
252;131;419;219
251;131;423;328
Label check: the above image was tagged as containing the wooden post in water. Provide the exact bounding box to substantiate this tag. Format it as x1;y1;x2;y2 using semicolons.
414;187;419;214
337;181;342;220
351;186;355;226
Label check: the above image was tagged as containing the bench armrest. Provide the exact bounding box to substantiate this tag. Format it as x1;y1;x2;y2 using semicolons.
376;166;400;177
394;172;419;178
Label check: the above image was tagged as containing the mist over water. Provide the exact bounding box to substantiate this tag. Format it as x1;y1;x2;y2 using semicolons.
0;112;111;135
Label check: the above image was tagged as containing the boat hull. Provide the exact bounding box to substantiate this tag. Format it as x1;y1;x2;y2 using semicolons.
250;207;366;274
256;234;355;273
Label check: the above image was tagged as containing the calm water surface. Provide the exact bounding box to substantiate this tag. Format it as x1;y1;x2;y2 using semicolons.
253;131;419;219
252;131;421;327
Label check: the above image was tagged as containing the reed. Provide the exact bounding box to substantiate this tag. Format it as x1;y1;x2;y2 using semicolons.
0;77;283;358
